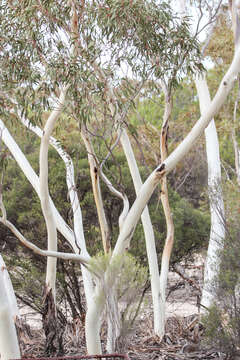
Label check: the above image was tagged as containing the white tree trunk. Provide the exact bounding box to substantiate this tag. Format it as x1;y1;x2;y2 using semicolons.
40;89;67;297
85;283;104;355
0;256;20;360
120;128;162;336
19;117;94;309
0;119;77;251
0;116;96;352
106;290;121;353
85;48;240;353
233;135;240;186
195;75;225;310
163;47;240;174
0;255;18;320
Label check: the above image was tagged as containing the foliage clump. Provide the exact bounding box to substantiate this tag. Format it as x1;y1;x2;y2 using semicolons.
89;252;148;350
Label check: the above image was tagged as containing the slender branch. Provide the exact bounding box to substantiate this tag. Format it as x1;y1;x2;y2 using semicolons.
0;216;89;265
0;118;77;251
81;123;111;253
100;129;123;169
159;84;175;337
19;116;89;256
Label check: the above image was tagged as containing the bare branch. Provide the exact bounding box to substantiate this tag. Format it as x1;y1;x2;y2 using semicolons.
0;216;90;265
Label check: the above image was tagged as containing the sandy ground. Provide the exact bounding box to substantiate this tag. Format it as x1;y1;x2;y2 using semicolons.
19;258;204;329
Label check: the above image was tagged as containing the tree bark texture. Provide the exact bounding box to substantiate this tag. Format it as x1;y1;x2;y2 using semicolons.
195;76;225;310
159;90;174;337
42;286;64;355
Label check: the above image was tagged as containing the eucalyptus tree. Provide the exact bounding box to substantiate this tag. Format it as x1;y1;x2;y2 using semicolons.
178;0;227;311
89;0;203;341
0;0;240;357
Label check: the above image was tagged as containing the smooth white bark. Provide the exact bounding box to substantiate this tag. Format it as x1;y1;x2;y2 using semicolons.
163;46;240;175
0;257;20;360
159;181;174;336
195;76;225;310
233;136;240;186
20;117;87;253
0;255;18;320
85;282;104;354
120;128;162;336
40;89;67;297
20;117;94;308
0;119;77;251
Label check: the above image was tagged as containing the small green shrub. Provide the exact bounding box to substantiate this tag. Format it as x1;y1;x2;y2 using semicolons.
90;252;148;329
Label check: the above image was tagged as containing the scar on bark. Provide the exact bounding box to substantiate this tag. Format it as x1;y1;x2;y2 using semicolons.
157;163;165;173
94;166;98;180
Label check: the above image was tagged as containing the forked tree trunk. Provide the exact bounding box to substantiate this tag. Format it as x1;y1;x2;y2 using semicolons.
85;45;240;353
0;119;77;250
20;117;94;310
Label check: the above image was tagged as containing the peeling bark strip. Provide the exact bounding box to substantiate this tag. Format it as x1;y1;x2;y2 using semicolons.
159;89;174;338
81;124;111;254
42;287;64;355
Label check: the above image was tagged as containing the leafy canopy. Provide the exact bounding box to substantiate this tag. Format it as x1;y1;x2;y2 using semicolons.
0;0;203;124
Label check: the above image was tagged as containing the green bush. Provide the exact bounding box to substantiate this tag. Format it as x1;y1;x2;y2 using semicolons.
202;185;240;357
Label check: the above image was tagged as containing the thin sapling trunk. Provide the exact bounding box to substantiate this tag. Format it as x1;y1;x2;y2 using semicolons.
159;88;174;337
